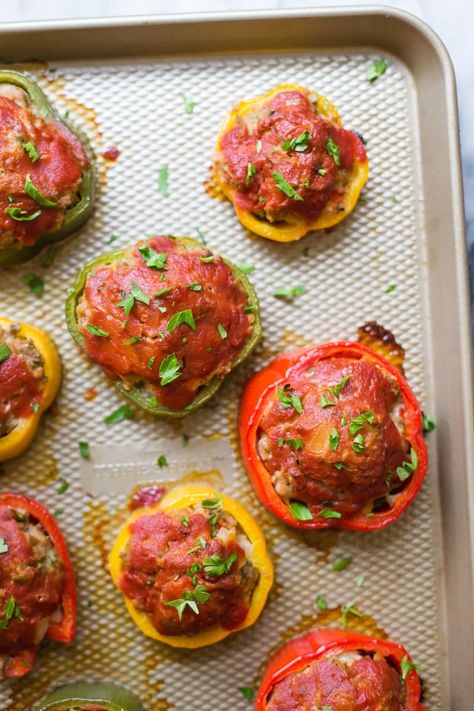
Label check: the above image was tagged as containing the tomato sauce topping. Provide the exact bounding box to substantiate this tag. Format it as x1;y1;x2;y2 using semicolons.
78;236;253;410
258;356;409;518
119;505;256;635
0;92;88;247
266;653;407;711
0;504;64;653
218;89;366;221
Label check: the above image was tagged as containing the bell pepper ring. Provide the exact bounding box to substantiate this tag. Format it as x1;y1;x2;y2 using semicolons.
0;317;61;462
109;484;274;648
37;681;145;710
0;492;77;678
65;236;262;418
214;84;369;242
239;341;428;530
256;628;424;710
0;69;94;266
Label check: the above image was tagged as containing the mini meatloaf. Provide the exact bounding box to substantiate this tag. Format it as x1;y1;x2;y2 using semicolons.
266;650;408;711
0;322;45;437
0;83;88;248
118;501;259;635
75;236;257;410
258;356;409;518
0;503;64;665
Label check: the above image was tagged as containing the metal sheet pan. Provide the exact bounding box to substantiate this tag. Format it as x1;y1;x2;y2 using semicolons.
0;7;472;710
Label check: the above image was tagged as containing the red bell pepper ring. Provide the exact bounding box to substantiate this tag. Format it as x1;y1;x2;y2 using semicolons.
256;628;425;710
240;342;428;530
0;492;77;677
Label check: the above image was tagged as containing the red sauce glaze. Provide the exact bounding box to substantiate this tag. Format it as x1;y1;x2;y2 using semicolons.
219;89;366;221
102;145;120;161
78;236;253;410
258;357;408;518
0;505;64;654
0;352;42;425
129;485;166;512
119;507;251;635
0;94;88;246
266;654;406;711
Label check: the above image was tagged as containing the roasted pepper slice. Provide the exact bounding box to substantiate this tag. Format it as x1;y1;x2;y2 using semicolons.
109;484;273;648
65;236;261;418
0;317;61;462
214;84;368;242
256;628;424;710
0;69;94;266
38;681;145;710
240;341;427;530
0;492;77;678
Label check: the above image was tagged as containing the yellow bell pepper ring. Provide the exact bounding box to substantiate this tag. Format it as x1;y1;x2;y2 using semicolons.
214;84;369;242
109;484;274;649
0;317;61;462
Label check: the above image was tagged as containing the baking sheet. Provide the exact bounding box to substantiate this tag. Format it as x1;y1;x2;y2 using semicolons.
0;10;470;709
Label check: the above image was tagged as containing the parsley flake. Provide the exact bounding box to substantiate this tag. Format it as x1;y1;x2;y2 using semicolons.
272;285;307;299
79;441;90;459
349;411;375;437
277;387;303;414
329;427;340;451
326;137;341;166
57;478;69;495
159;353;182;386
396;448;418;482
156;454;168;468
167;309;196;333
328;375;351;399
22;140;40;162
236;262;255;274
320;394;335;408
289;501;313;521
24;273;44;296
386;284;396;293
180;92;195;114
203;552;237;577
314;594;328;610
332;555;353;572
401;655;424;681
422;413;436;433
352;433;365;453
104;404;135;424
217;323;227;340
238;687;255;702
282;129;311;152
246;162;256;184
341;599;363;628
187;283;202;291
0;344;11;363
157;166;169;197
319;508;342;519
366;58;389;82
273;171;304;201
87;324;109;337
138;246;168;270
166;585;210;620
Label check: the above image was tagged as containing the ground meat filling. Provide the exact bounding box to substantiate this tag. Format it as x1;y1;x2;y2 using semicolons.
0;323;45;437
266;651;407;711
257;357;410;518
0;84;88;248
119;502;259;636
216;88;366;223
77;236;254;410
0;505;64;657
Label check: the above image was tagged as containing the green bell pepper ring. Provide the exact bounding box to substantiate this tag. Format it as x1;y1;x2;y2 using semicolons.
65;236;262;418
37;681;145;710
0;69;94;266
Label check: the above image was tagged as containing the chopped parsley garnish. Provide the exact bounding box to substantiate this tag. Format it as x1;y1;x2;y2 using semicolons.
282;129;311;152
422;413;436;433
285;438;304;450
118;281;150;315
0;538;8;554
386;284;396;293
107;233;118;244
314;594;328;610
328;375;351;399
57;478;69;495
156;454;168;468
289;501;313;521
201;498;221;509
332;555;353;571
277;386;303;414
238;687;255;702
235;262;255;274
319;508;341;519
165;585;210;620
167;308;196;333
320;394;335;408
24;273;44;296
181;516;190;527
86;324;109;337
22;140;40;162
147;356;155;370
24;174;57;207
349;411;375;437
326;137;341;166
104;404;134;424
272;285;307;299
0;596;22;629
138;246;168;270
273;171;304;201
187;536;207;555
187;283;202;291
5;206;42;221
41;245;55;268
159;353;182;386
334;462;348;471
186;562;201;584
124;336;141;344
79;441;90;459
180;92;195;114
366;58;389;82
341;599;363;628
31;402;40;413
200;255;215;264
157;166;169;197
246;162;256;184
401;655;424;681
328;427;340;451
0;344;11;363
396;448;418;482
195;227;207;244
356;574;366;588
352;433;365;453
217;323;227;340
203;552;237;576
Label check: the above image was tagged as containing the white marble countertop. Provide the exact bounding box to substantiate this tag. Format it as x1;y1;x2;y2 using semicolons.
2;0;473;323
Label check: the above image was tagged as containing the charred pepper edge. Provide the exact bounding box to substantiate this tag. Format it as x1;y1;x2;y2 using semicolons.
0;317;61;462
0;69;94;266
37;681;145;711
65;236;262;419
214;83;369;243
0;492;77;679
108;484;274;649
239;341;428;531
255;628;425;710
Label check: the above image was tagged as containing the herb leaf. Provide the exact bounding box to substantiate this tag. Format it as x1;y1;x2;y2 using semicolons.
138;246;168;270
352;433;365;453
332;555;353;571
79;441;90;459
217;323;227;340
0;344;11;364
157;166;169;197
87;324;109;337
24;273;44;296
238;687;255;702
314;594;328;610
341;599;363;628
118;281;150;315
328;375;351;399
422;413;436;433
166;585;210;620
156;454;168;468
329;427;340;451
57;478;69;495
282;130;311;153
277;387;303;414
167;309;196;333
320;394;335;408
159;353;182;386
396;448;418;482
203;552;237;577
246;162;256;184
272;285;307;299
235;262;255;274
289;501;313;521
272;171;304;201
366;58;389;82
401;655;424;681
326;137;341;166
349;411;375;437
22;141;40;162
319;508;342;519
24;174;56;207
180;92;195;114
104;404;134;425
